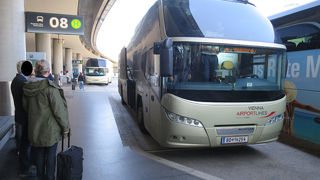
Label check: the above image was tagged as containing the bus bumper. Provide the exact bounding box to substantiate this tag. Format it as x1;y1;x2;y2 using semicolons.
206;121;283;147
160;94;285;148
160;107;283;148
86;76;108;84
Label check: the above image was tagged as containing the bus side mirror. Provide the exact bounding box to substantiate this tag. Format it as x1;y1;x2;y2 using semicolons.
154;38;173;77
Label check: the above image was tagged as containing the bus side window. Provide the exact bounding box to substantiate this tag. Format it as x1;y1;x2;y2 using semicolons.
147;49;161;98
309;34;320;49
142;53;147;78
278;23;320;52
145;52;154;78
284;41;296;51
145;50;159;87
297;41;308;51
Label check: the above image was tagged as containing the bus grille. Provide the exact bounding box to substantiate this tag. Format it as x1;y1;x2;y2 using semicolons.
216;127;255;135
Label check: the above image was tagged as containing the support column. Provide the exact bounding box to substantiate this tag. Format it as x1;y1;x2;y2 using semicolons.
76;53;83;73
65;48;73;75
0;0;25;116
35;33;51;68
52;38;63;82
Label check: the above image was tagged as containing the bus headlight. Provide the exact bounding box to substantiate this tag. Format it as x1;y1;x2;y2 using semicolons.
165;110;203;128
265;113;284;126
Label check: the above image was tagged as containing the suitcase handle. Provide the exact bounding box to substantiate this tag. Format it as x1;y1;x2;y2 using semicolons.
61;129;71;152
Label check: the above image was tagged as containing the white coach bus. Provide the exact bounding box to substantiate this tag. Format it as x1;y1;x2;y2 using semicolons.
118;0;287;148
85;58;113;85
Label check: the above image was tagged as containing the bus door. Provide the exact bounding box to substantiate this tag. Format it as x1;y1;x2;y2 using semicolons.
147;53;161;136
141;82;151;131
126;63;136;108
141;52;151;131
119;47;129;104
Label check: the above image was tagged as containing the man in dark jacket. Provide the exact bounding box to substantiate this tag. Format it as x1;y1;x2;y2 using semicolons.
11;60;36;177
23;60;70;180
78;72;85;90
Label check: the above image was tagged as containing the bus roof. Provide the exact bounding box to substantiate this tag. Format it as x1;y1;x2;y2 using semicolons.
86;58;108;67
162;0;277;43
269;1;320;27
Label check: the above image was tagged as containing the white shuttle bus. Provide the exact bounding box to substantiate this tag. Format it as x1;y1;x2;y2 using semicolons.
85;58;113;85
118;0;287;148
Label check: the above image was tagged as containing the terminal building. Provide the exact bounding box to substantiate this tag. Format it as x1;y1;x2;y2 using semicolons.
0;0;117;150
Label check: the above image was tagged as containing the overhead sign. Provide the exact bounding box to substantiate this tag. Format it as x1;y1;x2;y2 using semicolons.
26;52;46;60
72;60;84;64
26;52;46;66
25;12;84;35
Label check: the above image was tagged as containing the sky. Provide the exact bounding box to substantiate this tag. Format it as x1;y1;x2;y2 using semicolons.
96;0;317;61
96;0;157;61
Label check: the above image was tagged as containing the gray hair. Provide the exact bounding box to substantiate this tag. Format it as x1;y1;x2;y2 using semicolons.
16;60;25;74
35;59;50;75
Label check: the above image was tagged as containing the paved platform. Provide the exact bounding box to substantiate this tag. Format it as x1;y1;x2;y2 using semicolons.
0;116;14;151
2;81;320;180
0;82;200;180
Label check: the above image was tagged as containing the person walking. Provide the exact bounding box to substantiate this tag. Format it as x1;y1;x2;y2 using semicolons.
11;60;36;177
58;71;64;86
66;71;70;84
78;72;85;90
23;60;70;180
73;70;78;80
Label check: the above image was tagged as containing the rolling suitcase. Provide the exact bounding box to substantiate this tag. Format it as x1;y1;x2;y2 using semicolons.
57;131;83;180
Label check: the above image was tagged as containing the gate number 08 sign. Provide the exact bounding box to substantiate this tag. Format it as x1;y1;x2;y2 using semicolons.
25;12;84;35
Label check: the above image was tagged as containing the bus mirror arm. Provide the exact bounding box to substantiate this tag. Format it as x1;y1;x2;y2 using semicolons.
156;38;173;77
154;42;161;54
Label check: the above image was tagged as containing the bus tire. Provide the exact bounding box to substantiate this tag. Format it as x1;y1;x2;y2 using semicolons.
137;106;148;134
121;96;126;105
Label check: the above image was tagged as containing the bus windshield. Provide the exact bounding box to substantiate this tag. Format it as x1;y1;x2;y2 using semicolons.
162;0;276;43
164;42;287;102
85;68;106;76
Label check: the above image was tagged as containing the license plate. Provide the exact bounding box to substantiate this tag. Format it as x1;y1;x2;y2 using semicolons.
221;136;248;144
